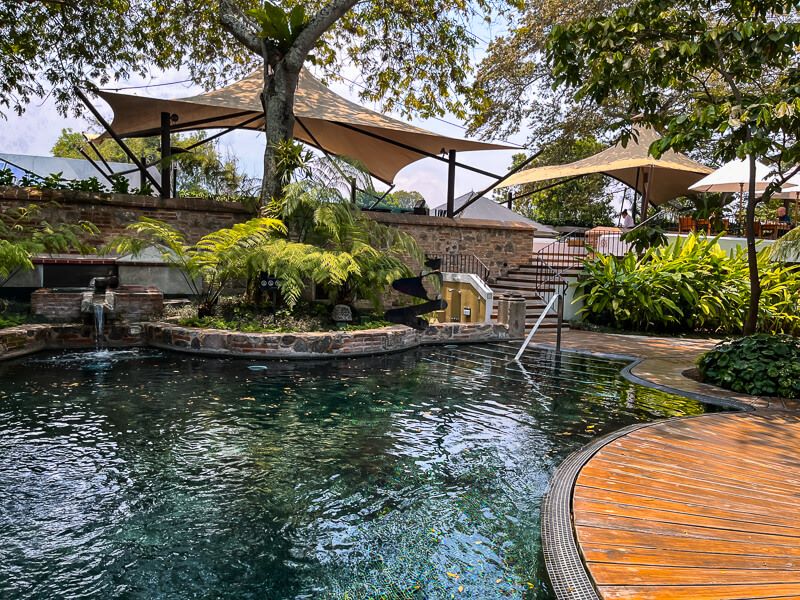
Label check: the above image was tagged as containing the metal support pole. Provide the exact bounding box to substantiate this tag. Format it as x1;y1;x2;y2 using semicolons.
173;165;178;198
446;150;457;218
160;112;172;200
82;134;113;175
76;148;115;185
556;293;564;353
139;155;146;192
506;190;513;209
74;88;162;195
632;167;641;222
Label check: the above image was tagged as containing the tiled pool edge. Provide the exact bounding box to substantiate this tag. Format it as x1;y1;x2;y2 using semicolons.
0;321;513;361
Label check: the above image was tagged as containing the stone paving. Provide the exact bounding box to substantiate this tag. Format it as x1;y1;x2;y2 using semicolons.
531;329;799;411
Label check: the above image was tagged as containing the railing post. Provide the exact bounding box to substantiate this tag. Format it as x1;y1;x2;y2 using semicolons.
446;150;456;217
556;291;564;353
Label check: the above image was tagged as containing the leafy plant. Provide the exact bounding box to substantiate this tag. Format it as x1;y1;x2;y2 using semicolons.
110;175;130;195
261;180;423;308
0;203;98;283
619;225;667;254
575;233;800;335
698;334;800;398
0;168;14;186
104;216;286;316
39;172;67;190
68;177;107;193
131;181;154;197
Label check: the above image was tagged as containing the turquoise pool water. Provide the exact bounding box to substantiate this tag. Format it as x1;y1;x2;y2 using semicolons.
0;343;712;599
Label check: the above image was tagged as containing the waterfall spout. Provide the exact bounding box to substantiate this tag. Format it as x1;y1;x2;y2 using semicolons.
92;299;106;349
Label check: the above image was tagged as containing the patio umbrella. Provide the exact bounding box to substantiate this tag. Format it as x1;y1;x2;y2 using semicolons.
688;157;772;220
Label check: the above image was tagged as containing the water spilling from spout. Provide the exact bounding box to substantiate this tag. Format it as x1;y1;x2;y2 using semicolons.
93;299;106;349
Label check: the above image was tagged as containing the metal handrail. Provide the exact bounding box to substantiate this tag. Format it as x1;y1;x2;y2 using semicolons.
628;209;665;232
514;290;564;361
426;253;490;281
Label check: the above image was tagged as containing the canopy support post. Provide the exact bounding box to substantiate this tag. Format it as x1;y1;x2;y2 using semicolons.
632;167;641;221
446;150;457;218
82;134;114;175
642;164;653;220
506;191;513;209
160;112;172;200
74;88;162;195
453;148;544;217
75;147;115;185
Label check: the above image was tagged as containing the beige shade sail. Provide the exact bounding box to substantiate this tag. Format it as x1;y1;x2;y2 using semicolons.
497;128;712;204
96;70;511;184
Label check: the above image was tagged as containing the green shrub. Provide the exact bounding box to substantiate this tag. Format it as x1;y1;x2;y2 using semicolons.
698;334;800;398
575;233;800;335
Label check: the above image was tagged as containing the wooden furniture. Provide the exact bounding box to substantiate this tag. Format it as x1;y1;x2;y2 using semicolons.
677;216;696;234
696;218;712;235
760;221;779;240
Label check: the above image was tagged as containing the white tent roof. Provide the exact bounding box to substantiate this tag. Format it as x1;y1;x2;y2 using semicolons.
689;157;773;193
0;152;156;187
432;192;558;235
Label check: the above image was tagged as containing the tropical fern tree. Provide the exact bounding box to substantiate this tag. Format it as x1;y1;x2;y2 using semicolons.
257;180;422;308
0;203;98;284
105;217;286;316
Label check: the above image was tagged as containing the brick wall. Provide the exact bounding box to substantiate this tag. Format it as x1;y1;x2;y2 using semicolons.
1;187;536;286
365;212;536;279
0;186;251;244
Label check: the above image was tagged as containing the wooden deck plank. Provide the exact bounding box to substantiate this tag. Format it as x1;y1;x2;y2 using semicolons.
572;413;800;600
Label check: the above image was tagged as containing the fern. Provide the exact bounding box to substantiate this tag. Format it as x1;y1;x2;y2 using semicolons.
104;217;285;314
0;203;99;286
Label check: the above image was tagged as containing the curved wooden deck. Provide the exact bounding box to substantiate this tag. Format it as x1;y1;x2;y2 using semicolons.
572;412;800;600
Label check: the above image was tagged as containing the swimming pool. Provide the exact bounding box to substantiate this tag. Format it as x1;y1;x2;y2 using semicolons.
0;342;712;599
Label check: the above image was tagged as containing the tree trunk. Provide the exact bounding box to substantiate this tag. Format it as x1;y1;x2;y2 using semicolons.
260;61;300;205
743;154;760;335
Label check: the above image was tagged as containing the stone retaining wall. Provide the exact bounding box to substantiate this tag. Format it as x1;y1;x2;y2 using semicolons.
0;321;511;361
366;212;536;279
1;188;536;284
0;186;251;244
144;321;510;359
0;323;144;360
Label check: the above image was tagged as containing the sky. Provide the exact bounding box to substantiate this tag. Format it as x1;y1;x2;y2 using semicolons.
0;64;529;206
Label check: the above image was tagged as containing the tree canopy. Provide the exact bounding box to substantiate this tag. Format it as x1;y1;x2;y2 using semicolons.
467;0;624;146
546;0;800;333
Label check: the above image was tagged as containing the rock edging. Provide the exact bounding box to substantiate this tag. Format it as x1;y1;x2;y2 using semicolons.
0;321;511;361
144;321;510;359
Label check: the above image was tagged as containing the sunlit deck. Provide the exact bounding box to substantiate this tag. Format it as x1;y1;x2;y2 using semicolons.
544;411;800;600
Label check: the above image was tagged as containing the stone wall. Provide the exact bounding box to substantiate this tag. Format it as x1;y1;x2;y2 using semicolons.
30;286;164;322
0;186;251;244
0;321;511;361
1;187;535;293
144;321;511;359
0;323;144;360
365;212;536;279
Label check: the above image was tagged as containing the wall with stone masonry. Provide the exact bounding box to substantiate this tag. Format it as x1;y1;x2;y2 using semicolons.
365;212;536;280
0;186;251;245
0;321;511;362
0;323;144;360
144;321;510;359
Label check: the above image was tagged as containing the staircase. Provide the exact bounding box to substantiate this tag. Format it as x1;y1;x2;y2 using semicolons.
490;232;588;330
